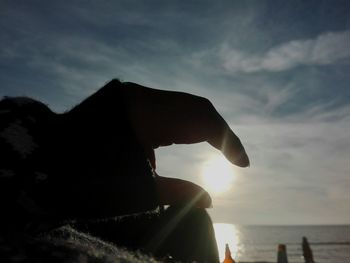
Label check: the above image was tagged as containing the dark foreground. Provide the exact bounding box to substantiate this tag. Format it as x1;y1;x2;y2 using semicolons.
1;206;219;263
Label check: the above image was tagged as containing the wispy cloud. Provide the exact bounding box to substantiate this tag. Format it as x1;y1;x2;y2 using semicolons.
208;31;350;73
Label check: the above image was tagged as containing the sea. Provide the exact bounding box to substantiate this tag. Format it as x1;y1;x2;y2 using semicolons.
213;224;350;263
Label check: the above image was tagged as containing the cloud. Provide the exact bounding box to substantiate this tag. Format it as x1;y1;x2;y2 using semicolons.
218;30;350;73
227;102;350;223
156;96;350;224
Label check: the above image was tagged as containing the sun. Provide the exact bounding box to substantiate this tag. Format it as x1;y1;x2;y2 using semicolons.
201;154;236;195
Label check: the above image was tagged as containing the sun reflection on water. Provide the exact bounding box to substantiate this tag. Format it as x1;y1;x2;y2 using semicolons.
213;223;240;262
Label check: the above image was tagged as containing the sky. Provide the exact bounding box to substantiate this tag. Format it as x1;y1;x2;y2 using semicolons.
1;0;350;225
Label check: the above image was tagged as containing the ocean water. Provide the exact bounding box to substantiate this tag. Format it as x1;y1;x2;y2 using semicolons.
213;224;350;263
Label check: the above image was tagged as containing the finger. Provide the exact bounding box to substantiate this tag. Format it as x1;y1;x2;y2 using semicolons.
181;97;250;167
206;120;250;168
154;176;212;208
122;82;249;167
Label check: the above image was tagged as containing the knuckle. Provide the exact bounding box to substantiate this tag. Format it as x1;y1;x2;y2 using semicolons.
196;96;215;111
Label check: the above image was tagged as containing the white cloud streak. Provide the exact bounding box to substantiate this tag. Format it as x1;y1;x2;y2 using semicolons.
219;30;350;73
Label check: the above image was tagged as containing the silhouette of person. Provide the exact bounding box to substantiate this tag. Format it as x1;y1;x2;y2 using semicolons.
0;79;249;262
302;236;315;263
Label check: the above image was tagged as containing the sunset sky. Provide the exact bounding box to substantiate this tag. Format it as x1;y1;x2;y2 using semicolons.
1;0;350;225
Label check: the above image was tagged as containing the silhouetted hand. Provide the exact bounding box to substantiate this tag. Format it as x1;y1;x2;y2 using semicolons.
121;82;250;209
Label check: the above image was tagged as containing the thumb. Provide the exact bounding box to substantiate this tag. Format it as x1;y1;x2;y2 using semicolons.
154;176;212;208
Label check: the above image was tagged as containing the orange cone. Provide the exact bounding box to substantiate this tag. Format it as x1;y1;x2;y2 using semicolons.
223;243;236;263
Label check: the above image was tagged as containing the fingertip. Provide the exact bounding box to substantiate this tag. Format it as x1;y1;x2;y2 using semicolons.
223;130;250;168
233;151;250;167
223;147;250;167
207;195;213;209
200;190;213;208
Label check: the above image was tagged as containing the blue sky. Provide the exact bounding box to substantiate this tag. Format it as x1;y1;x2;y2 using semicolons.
1;0;350;224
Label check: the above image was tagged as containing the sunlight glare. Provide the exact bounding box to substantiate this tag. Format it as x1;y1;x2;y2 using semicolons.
201;155;236;195
213;223;239;262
